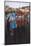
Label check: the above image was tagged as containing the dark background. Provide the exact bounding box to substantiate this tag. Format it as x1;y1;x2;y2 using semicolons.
5;23;30;45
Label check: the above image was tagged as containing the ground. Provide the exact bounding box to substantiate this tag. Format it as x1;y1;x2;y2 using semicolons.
5;23;30;45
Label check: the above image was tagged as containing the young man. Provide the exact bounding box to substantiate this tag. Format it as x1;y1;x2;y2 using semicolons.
7;12;17;36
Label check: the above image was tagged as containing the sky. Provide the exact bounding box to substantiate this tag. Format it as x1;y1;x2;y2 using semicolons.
5;2;29;8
